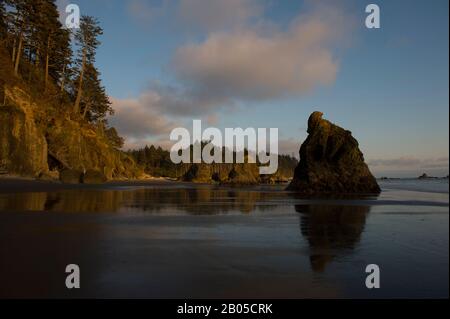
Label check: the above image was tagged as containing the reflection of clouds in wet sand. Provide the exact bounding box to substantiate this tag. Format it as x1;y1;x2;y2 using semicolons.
295;204;371;273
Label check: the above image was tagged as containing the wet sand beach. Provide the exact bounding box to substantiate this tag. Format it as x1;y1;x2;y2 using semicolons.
0;178;448;298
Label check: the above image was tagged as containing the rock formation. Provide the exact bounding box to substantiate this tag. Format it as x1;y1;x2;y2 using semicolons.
183;164;213;183
82;169;108;184
60;169;82;184
182;161;260;185
417;173;437;179
0;88;48;176
223;162;259;185
0;85;141;181
287;112;380;194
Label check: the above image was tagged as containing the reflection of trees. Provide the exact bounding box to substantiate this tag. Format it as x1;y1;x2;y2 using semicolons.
0;192;47;211
0;187;271;214
0;191;125;213
46;190;126;212
124;187;264;214
295;204;371;273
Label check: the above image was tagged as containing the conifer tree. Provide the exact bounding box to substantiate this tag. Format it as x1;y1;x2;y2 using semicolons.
78;62;112;121
11;0;33;75
34;0;61;90
57;29;73;94
73;15;102;114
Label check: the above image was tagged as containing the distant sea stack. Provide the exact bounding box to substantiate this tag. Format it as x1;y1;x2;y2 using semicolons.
182;161;260;185
287;112;380;194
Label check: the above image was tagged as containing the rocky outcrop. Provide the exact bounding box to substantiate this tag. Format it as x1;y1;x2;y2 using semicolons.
183;164;213;183
0;87;48;176
222;163;259;185
45;115;140;180
182;161;260;185
82;169;107;184
60;169;82;184
0;85;141;181
417;173;439;179
287;112;380;194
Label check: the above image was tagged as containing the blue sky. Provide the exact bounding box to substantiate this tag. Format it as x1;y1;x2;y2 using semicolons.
58;0;449;177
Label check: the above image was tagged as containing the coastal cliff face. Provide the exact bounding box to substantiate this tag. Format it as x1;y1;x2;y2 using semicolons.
287;112;380;194
0;87;48;175
0;86;140;180
46;115;139;180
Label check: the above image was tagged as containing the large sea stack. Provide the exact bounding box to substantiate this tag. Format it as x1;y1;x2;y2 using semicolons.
287;112;380;194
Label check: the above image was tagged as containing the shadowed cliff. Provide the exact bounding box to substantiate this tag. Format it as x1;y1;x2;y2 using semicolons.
287;112;380;194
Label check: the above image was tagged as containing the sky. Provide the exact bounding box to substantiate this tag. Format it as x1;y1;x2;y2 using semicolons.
57;0;449;177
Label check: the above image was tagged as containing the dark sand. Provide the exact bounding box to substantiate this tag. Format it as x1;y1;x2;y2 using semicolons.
0;178;448;298
0;176;177;193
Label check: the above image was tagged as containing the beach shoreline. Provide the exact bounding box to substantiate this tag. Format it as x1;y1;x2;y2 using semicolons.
0;175;180;193
0;178;448;298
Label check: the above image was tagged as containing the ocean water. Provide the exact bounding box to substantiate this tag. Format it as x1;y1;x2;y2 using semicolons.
0;179;448;298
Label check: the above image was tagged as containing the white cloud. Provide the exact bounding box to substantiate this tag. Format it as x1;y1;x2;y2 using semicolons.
109;94;178;139
116;1;353;149
172;2;349;101
147;84;232;116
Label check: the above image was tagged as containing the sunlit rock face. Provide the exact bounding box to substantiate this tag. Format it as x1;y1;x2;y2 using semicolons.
287;112;380;194
0;85;141;181
0;87;48;176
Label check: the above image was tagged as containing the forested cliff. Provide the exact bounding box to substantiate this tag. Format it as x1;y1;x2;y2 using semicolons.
0;1;141;181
